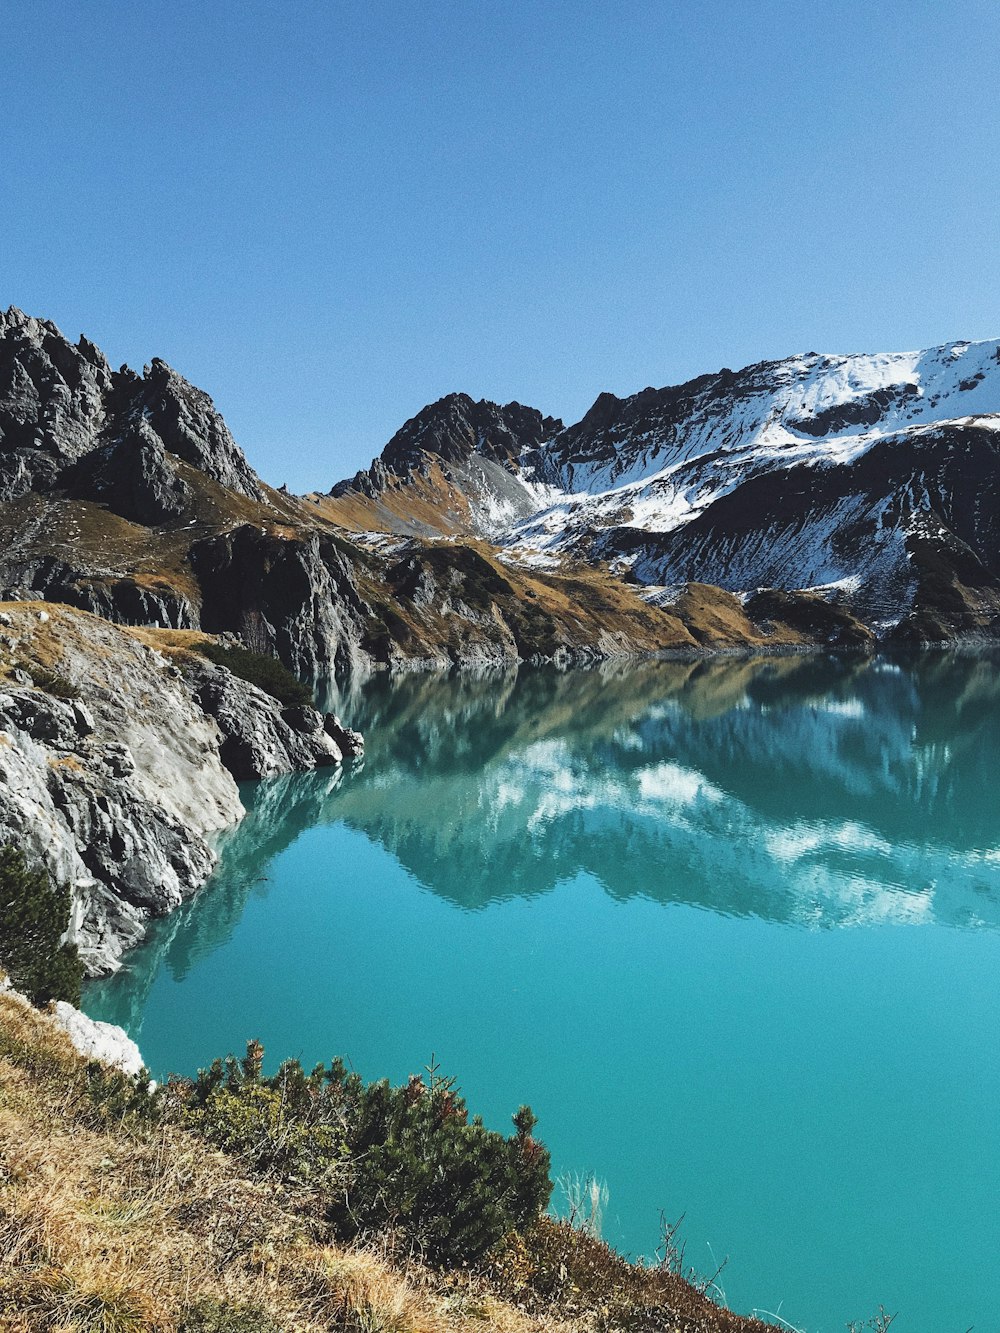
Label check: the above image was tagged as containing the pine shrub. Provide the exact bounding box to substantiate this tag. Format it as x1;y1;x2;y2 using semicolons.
0;846;83;1006
194;642;312;707
329;1066;553;1264
180;1044;553;1265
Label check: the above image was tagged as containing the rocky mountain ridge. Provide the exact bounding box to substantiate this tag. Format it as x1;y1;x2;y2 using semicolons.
0;308;876;672
0;306;263;509
329;339;1000;641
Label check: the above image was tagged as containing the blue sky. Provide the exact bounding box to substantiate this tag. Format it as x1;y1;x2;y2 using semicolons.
2;1;998;489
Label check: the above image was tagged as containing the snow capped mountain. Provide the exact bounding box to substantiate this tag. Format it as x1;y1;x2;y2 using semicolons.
330;338;1000;638
513;340;1000;541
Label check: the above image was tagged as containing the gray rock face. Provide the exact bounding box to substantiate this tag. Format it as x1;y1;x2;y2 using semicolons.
0;309;114;500
67;423;189;524
0;687;232;975
1;554;199;630
189;524;372;679
0;607;243;973
184;656;346;780
0;604;363;975
118;357;264;500
0;306;263;511
323;713;364;757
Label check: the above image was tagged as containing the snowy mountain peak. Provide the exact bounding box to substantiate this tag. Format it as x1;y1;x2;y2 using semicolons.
327;335;1000;638
523;337;1000;502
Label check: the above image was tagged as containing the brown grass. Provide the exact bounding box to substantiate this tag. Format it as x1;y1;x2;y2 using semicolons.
0;991;784;1333
0;603;218;687
313;462;477;537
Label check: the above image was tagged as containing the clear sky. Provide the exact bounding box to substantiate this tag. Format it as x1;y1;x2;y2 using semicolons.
2;1;998;490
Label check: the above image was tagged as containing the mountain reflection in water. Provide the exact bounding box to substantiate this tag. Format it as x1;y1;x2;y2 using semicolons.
89;650;1000;1035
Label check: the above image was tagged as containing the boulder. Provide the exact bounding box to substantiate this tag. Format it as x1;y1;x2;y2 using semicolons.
185;657;349;781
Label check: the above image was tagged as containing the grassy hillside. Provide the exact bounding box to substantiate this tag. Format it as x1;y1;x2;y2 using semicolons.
0;988;783;1333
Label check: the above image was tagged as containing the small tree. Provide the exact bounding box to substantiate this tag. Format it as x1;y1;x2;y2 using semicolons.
327;1064;553;1263
0;845;83;1006
183;1043;553;1265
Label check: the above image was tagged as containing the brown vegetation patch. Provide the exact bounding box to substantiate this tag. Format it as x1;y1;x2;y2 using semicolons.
0;991;786;1333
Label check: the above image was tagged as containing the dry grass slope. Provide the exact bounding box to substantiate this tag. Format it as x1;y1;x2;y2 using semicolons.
0;991;782;1333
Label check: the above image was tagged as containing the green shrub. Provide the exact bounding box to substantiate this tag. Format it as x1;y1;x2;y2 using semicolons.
0;845;83;1006
329;1067;552;1264
194;642;312;707
180;1043;552;1266
13;661;80;700
83;1061;162;1128
184;1043;342;1185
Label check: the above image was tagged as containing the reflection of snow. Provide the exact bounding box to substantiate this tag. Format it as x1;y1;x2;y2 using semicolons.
328;654;1000;930
765;821;894;864
636;761;725;808
815;699;866;719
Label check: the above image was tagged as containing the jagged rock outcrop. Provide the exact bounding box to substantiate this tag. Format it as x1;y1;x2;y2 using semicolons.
335;393;561;495
0;308;113;500
1;554;199;629
112;357;263;499
184;656;349;780
66;424;189;524
330;394;563;536
324;713;364;757
0;306;264;511
0;672;237;975
0;603;363;973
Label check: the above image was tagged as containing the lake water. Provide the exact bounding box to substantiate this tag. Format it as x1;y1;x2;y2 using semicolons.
84;652;1000;1333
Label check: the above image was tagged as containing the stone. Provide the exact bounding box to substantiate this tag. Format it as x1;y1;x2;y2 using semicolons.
184;656;349;781
71;700;95;736
102;743;136;778
189;524;372;680
324;713;365;757
280;704;324;735
52;1000;145;1077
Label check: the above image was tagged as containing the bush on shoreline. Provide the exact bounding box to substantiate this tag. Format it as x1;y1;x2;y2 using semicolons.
0;845;82;1006
194;641;313;707
178;1042;552;1265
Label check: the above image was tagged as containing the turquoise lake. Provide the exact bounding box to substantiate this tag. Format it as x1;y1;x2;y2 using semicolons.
84;652;1000;1333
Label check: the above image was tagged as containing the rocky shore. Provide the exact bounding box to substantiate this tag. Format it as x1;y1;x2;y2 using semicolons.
0;602;362;975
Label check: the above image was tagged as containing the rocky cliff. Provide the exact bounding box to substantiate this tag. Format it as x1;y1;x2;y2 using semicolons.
0;306;263;507
0;602;361;974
